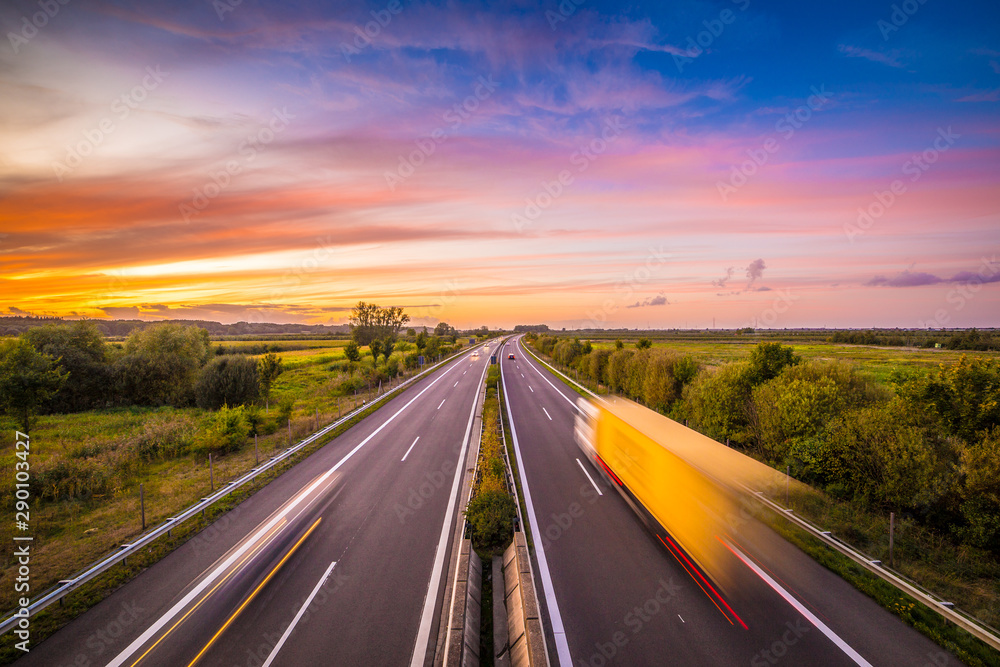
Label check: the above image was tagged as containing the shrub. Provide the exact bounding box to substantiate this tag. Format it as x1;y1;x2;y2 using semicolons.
33;455;115;501
113;324;210;406
128;416;194;461
199;404;250;454
24;320;110;412
466;488;517;552
682;361;754;445
195;355;261;410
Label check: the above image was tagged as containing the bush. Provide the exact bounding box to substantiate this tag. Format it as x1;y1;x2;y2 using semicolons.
32;455;116;501
682;361;754;445
199;405;250;454
113;324;210;406
957;427;1000;551
195;355;261;410
128;416;194;461
24;320;110;412
466;488;517;552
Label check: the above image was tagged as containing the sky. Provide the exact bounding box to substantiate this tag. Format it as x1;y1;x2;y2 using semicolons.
1;0;998;329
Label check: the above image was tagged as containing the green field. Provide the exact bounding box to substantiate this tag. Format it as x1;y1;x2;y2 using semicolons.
584;335;1000;383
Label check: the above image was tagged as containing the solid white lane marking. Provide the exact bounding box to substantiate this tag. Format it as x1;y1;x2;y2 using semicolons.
438;399;446;409
410;358;492;666
518;340;577;409
502;355;571;666
542;407;552;421
109;360;463;667
575;458;603;496
107;477;331;667
726;542;873;667
261;561;338;667
401;437;420;462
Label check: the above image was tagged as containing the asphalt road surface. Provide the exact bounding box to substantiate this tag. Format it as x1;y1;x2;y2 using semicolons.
500;336;960;667
19;345;493;667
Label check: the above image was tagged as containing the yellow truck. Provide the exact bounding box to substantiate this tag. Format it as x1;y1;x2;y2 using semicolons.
575;396;783;599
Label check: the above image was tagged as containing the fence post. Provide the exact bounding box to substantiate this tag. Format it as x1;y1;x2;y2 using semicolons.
140;483;145;531
288;419;291;446
785;465;790;507
255;433;259;466
209;453;214;493
889;512;895;567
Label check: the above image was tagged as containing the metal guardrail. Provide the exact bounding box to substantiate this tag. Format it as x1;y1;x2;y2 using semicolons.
520;339;1000;653
1;345;486;636
746;488;1000;652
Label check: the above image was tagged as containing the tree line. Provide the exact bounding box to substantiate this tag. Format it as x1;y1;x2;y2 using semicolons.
830;328;998;350
0;321;284;433
529;334;1000;554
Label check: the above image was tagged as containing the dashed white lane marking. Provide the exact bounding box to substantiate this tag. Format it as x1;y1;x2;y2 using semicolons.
576;458;603;496
401;436;420;462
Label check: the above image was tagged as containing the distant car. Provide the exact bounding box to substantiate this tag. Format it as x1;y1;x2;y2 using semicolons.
508;353;515;360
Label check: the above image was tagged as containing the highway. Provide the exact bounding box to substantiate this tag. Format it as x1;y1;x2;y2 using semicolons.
500;336;959;667
18;345;493;667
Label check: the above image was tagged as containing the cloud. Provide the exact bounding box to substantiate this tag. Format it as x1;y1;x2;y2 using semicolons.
626;293;669;308
7;307;31;316
837;44;905;69
746;258;766;290
100;306;141;318
957;88;1000;103
866;268;1000;287
712;267;734;288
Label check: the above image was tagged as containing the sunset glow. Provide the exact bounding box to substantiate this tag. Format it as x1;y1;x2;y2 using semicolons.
1;0;998;328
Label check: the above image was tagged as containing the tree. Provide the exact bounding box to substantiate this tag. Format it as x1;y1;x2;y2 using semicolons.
683;362;754;446
415;331;427;351
196;356;261;410
746;342;800;385
0;338;68;434
958;427;1000;552
257;352;283;413
382;338;395;360
636;337;652;349
113;323;211;406
369;338;383;360
434;322;456;337
350;302;410;346
614;338;624;350
23;320;109;412
343;340;361;363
